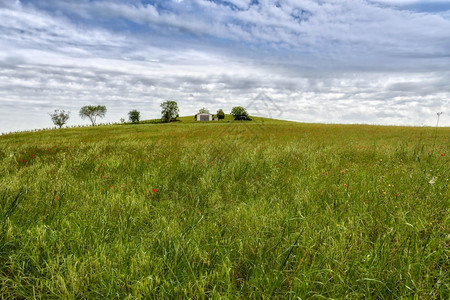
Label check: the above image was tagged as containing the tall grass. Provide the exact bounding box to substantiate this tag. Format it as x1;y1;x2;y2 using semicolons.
0;118;448;298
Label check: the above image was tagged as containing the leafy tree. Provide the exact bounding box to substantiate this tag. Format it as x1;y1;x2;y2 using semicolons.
198;107;210;114
161;101;179;122
128;109;140;124
49;109;70;128
217;109;225;120
231;106;249;120
79;105;107;126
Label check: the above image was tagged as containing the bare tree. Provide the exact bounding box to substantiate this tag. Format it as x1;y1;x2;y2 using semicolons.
49;109;70;128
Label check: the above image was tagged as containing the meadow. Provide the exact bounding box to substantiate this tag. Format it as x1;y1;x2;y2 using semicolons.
0;116;448;299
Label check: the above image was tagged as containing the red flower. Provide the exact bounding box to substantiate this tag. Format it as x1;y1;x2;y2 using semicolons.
110;185;113;188
210;162;214;165
325;172;328;175
441;154;445;156
344;184;347;187
18;159;21;162
152;188;157;193
395;194;399;197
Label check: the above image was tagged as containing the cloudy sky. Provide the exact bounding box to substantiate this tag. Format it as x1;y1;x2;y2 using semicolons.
1;0;449;133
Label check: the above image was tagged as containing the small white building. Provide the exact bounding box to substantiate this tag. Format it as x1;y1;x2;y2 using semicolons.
196;113;213;121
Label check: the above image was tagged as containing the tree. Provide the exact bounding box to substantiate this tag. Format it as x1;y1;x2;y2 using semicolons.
79;105;107;126
198;107;209;114
128;109;140;124
49;109;70;128
161;101;179;122
231;106;249;120
217;109;225;120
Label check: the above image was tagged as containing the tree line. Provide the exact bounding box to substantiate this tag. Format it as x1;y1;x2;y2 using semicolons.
49;101;251;128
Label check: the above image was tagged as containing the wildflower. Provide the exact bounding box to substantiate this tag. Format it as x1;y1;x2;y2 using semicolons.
18;159;21;162
304;168;307;170
152;188;157;193
210;162;214;165
395;194;399;197
441;154;445;156
344;184;347;187
325;172;328;175
110;185;113;189
428;178;436;185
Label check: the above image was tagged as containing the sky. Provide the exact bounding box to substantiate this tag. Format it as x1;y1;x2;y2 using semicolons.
1;0;449;133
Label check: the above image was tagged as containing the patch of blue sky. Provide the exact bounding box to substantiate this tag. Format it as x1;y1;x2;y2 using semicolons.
403;2;450;13
206;0;244;11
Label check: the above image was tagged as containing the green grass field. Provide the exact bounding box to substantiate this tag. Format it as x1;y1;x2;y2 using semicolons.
0;116;448;299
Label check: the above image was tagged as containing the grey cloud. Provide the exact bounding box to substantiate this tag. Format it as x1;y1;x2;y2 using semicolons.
15;0;450;61
1;1;450;133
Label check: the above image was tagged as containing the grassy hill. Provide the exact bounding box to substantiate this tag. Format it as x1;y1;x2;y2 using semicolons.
0;117;448;298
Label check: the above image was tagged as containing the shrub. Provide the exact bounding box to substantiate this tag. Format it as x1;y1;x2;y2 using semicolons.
217;109;225;120
231;106;250;120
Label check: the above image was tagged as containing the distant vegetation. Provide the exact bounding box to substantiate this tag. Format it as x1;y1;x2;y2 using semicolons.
198;107;210;114
49;109;70;128
231;105;251;120
0;119;448;298
128;109;140;124
217;108;225;120
48;102;250;129
79;105;107;126
160;100;179;123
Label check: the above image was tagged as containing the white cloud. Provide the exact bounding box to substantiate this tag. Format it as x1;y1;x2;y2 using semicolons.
0;0;449;133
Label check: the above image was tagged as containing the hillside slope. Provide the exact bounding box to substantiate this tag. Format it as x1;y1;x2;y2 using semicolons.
0;119;449;298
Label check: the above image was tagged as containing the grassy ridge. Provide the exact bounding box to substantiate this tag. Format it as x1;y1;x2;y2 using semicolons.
0;117;449;298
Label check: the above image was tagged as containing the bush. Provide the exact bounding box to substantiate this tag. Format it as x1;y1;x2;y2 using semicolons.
231;106;250;120
217;109;225;120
